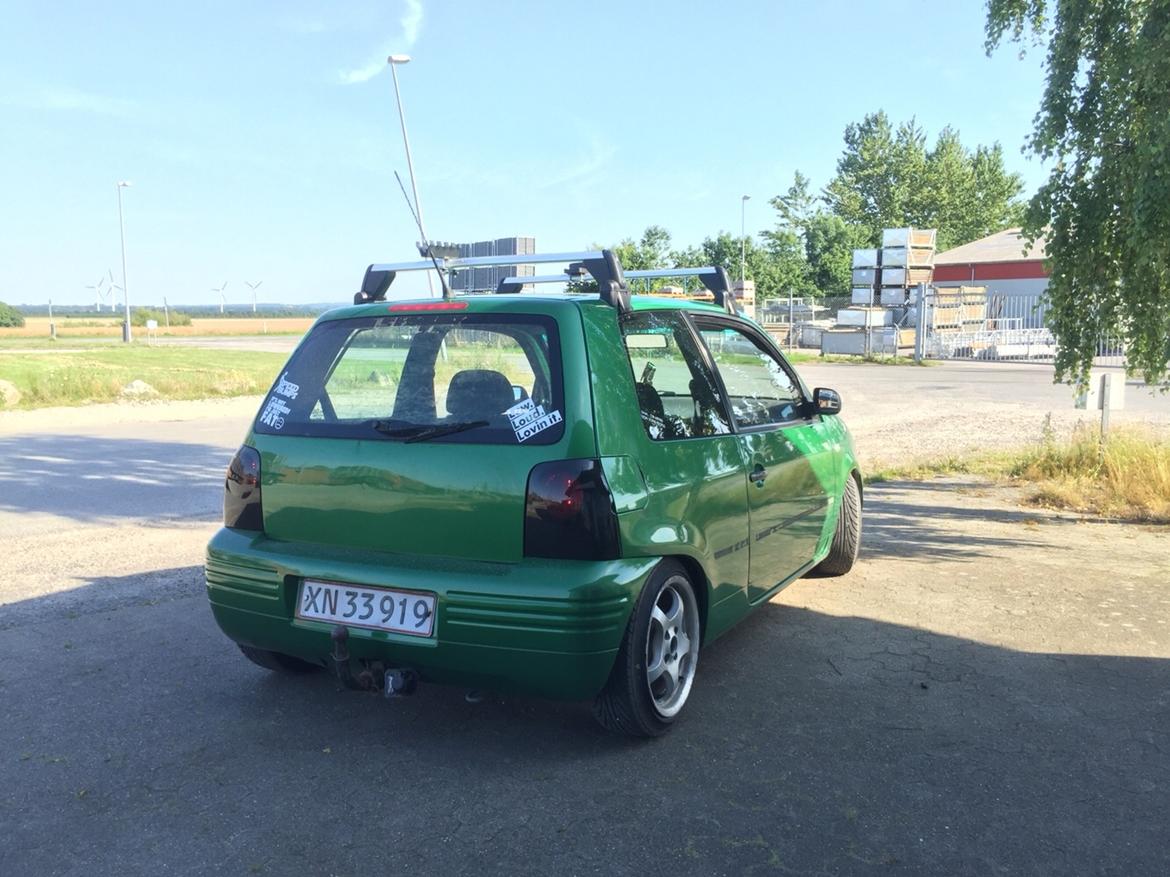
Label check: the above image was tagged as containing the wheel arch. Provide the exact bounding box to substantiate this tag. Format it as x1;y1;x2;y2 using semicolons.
662;554;710;642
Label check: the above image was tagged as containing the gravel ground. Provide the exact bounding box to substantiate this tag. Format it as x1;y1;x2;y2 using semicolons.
797;361;1169;468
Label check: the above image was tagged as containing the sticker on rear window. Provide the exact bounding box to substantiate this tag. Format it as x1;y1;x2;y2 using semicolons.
274;372;300;399
505;399;563;443
259;395;290;429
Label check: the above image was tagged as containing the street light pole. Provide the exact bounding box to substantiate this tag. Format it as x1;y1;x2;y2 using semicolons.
740;194;751;283
388;54;435;297
116;181;133;342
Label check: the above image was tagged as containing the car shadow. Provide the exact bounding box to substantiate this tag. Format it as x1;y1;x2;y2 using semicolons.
0;433;230;523
850;480;1055;563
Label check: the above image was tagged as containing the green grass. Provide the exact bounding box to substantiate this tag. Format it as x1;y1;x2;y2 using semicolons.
865;426;1170;523
0;347;288;409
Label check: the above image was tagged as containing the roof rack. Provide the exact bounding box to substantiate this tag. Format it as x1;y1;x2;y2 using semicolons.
355;250;739;315
357;249;630;311
494;265;739;316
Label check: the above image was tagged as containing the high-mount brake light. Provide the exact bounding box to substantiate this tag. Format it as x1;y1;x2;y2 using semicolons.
224;445;263;530
524;459;621;560
388;301;468;312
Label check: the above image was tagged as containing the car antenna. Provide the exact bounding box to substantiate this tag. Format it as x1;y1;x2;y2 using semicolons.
394;170;452;299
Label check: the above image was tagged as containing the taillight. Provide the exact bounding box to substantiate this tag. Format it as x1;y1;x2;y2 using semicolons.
524;459;621;560
224;445;263;530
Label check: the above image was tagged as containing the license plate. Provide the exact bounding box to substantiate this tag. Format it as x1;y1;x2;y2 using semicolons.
295;579;436;638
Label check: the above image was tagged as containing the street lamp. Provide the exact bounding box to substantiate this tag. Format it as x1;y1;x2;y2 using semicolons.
740;194;751;283
116;181;133;342
387;54;435;297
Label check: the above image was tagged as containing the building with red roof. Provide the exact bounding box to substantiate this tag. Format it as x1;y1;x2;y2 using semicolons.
933;228;1048;298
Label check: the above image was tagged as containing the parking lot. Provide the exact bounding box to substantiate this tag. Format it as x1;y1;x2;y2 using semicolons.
1;363;1168;875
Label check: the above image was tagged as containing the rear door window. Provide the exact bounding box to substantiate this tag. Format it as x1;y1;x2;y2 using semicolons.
620;310;732;440
254;313;564;445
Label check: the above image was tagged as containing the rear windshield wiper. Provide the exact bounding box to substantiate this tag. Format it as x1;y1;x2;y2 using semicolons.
372;419;489;443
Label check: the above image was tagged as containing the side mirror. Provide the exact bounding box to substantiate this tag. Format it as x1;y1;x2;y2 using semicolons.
813;387;842;416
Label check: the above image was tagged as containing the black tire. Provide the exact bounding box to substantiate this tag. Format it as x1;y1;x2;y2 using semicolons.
237;644;321;674
593;560;701;737
815;474;862;576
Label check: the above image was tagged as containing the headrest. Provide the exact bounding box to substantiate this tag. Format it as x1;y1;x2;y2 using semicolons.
445;369;515;421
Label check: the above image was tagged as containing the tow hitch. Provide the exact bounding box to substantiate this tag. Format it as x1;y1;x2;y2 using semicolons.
330;625;419;699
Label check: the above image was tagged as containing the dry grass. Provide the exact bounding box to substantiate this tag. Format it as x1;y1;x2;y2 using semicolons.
0;347;287;408
867;426;1170;523
1;316;314;339
1011;426;1170;522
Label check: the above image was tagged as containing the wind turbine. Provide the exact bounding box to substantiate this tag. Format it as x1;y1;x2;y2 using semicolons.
86;276;106;311
213;281;229;314
245;280;263;313
105;269;122;311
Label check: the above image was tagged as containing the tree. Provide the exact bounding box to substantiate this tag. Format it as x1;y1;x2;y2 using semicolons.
688;232;806;302
987;0;1170;387
804;213;869;296
0;301;24;328
822;111;1024;251
613;225;673;272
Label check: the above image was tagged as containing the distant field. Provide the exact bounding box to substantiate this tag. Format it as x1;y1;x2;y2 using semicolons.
0;347;288;409
1;316;315;339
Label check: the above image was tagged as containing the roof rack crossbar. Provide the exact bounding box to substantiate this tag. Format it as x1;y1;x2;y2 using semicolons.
357;251;748;315
368;250;606;274
488;264;741;315
625;266;739;315
624;267;717;281
494;274;571;294
359;249;630;311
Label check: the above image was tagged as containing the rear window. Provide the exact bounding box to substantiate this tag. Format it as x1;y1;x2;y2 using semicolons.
254;313;565;445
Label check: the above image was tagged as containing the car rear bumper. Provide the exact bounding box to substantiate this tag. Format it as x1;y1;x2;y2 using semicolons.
205;527;656;701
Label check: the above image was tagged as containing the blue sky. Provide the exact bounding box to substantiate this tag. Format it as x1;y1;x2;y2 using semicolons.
0;0;1048;307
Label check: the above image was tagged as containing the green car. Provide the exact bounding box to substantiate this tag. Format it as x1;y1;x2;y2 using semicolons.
206;250;862;736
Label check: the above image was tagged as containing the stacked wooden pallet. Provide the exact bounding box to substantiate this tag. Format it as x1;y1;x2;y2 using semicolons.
925;285;988;330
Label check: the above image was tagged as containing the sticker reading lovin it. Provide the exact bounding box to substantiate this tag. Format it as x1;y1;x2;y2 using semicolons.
504;398;563;443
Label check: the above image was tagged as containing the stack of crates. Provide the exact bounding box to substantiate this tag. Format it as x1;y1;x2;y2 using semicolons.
826;227;938;356
851;249;880;305
878;228;936;306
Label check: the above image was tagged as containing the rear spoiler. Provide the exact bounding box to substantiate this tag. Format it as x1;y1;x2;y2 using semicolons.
356;249;739;316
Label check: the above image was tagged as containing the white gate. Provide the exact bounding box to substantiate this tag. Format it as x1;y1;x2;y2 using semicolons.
920;289;1125;366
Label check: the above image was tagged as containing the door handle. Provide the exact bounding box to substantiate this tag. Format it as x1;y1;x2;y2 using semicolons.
748;464;767;486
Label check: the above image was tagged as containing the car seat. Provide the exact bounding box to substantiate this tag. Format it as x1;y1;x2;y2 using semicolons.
445;369;516;421
635;381;680;439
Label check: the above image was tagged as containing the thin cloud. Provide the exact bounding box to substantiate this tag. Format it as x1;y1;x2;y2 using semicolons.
539;135;617;188
338;0;424;85
1;86;136;117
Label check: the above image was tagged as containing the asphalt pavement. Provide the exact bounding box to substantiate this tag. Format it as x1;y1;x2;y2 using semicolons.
1;377;1168;875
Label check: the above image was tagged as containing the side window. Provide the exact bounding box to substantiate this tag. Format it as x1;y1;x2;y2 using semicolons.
621;311;731;440
697;324;805;428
